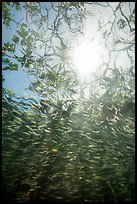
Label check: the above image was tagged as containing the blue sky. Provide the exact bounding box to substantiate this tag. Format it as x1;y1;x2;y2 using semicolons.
2;4;34;98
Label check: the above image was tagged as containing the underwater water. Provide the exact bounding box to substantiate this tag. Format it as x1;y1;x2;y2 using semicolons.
2;97;135;203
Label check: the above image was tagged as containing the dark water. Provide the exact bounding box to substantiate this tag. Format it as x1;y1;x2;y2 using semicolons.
2;98;135;202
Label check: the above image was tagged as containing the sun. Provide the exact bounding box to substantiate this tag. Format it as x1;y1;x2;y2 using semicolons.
72;39;104;77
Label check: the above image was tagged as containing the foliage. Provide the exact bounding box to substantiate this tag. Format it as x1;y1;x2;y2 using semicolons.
2;2;135;202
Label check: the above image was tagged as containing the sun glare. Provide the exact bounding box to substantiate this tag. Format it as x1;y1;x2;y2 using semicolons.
73;39;104;77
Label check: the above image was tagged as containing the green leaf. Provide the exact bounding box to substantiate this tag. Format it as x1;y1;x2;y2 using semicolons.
2;66;10;71
12;35;19;43
24;62;29;68
8;89;15;97
117;19;126;29
2;75;5;82
17;27;28;38
3;63;18;71
3;42;15;52
10;62;18;70
21;39;27;46
21;23;27;27
12;2;21;10
3;58;11;64
9;44;15;52
60;40;67;50
21;27;28;36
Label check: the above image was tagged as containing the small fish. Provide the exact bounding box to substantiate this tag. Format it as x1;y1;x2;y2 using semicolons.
43;129;51;133
55;196;63;200
126;146;132;150
92;130;100;134
51;148;58;153
25;125;34;131
33;142;41;145
32;131;41;136
52;140;58;144
40;150;48;155
94;156;101;159
117;151;123;156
